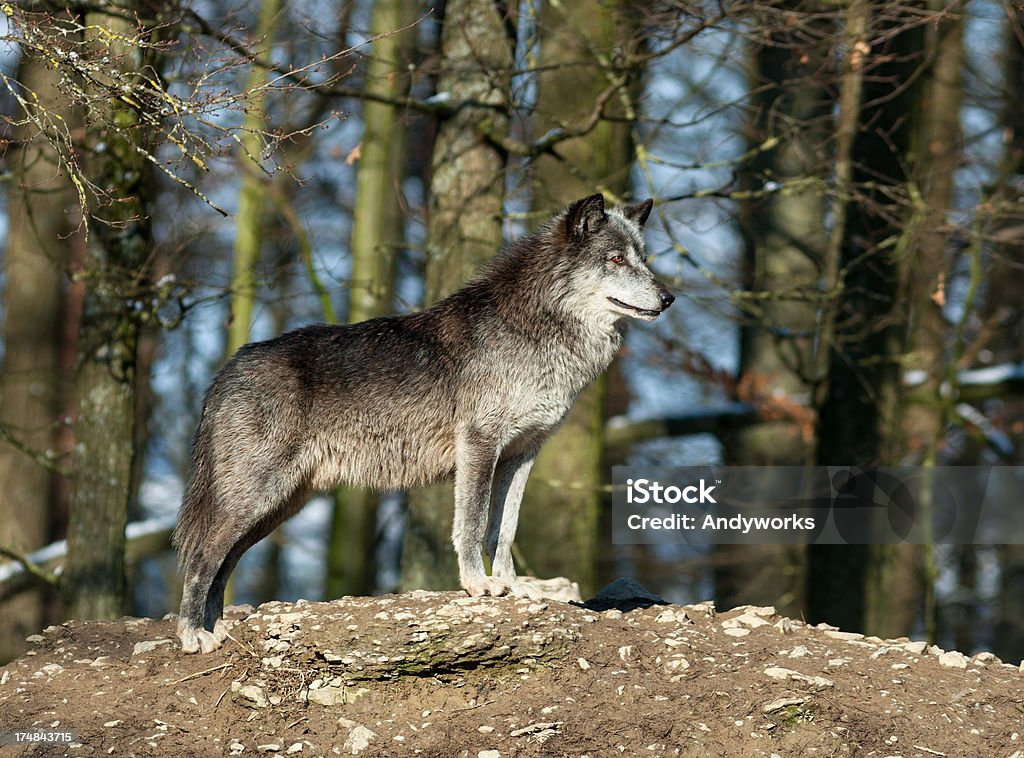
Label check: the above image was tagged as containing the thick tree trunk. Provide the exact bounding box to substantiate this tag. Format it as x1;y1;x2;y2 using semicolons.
866;1;963;642
717;10;827;617
63;3;154;621
808;5;924;633
0;49;76;660
399;0;514;591
226;0;281;358
993;3;1024;666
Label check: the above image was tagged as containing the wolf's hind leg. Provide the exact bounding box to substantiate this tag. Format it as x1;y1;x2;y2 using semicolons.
204;486;310;643
177;526;241;654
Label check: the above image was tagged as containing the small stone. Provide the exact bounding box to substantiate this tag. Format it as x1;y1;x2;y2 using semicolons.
478;752;501;758
938;651;968;669
824;630;864;642
577;658;591;670
342;725;376;754
763;666;833;689
257;744;282;753
286;743;303;754
903;640;928;655
665;657;690;672
103;720;122;728
478;726;495;734
231;682;269;709
762;697;806;713
132;639;174;656
773;618;796;635
723;628;750;637
722;614;769;630
618;645;636;662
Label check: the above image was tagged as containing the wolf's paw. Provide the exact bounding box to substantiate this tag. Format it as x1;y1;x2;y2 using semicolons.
179;624;222;654
462;575;513;598
461;575;543;601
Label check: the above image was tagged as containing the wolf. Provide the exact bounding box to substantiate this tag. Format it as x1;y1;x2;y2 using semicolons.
173;193;674;653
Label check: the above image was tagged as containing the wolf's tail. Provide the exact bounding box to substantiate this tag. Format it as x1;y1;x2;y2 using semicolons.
172;415;215;575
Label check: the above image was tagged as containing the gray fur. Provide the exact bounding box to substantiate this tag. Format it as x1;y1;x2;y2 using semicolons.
173;193;674;653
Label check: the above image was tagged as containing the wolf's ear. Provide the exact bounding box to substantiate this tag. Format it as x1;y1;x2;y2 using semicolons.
623;198;654;227
565;193;607;240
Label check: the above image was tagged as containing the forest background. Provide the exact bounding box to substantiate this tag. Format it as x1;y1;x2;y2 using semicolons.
0;0;1022;669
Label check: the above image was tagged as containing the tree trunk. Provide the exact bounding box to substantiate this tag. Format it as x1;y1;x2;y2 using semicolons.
992;3;1024;666
226;0;281;358
865;0;963;642
0;47;76;660
64;3;155;620
808;5;924;633
327;0;415;599
716;7;827;617
517;0;638;598
399;0;515;591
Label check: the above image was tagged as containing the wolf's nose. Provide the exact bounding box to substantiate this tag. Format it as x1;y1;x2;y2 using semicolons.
659;291;675;309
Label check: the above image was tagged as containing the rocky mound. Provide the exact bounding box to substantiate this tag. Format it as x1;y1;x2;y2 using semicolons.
1;586;1022;757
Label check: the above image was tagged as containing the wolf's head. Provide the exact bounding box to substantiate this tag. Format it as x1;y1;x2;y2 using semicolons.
559;193;675;326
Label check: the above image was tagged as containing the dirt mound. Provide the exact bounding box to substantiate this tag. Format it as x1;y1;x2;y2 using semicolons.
2;588;1022;757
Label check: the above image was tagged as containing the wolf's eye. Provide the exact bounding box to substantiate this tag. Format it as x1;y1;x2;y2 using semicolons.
609;255;625;265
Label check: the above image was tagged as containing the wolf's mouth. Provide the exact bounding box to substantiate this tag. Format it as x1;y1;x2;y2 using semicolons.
607;296;662;319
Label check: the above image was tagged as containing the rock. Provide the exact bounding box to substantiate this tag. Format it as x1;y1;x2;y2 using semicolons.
307;685;369;706
231;682;269;709
722;613;770;629
655;608;690;624
478;752;501;758
938;651;969;669
731;605;776;618
823;631;864;642
665;657;690;673
516;576;581;602
585;578;665;611
723;628;750;637
132;639;174;656
337;720;376;754
577;658;591;670
773;618;796;635
903;641;928;655
509;722;562;739
257;744;281;753
763;666;834;689
683;600;715;617
762;696;806;713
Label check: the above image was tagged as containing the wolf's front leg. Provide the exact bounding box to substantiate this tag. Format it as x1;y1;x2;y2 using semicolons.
485;452;538;597
451;428;510;598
